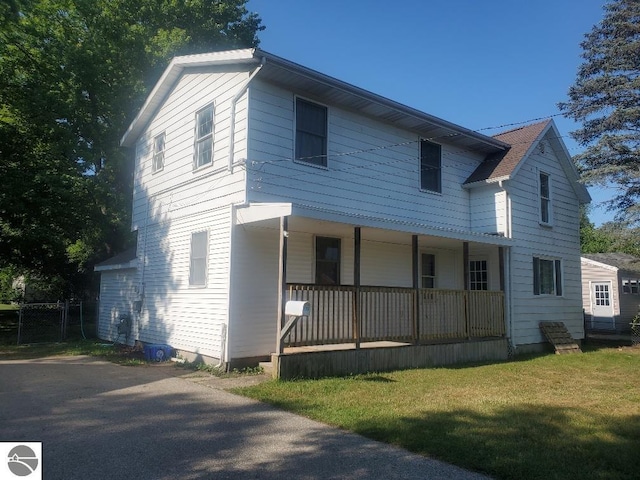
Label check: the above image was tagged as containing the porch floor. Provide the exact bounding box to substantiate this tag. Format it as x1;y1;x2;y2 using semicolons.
284;340;411;354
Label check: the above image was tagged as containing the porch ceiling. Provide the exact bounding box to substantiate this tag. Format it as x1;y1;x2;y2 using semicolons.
234;203;513;247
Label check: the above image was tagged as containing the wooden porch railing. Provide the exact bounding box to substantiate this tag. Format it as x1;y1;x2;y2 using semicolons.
285;284;505;347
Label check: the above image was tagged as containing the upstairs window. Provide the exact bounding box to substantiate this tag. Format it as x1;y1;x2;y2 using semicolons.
194;104;214;169
296;98;328;167
539;172;551;224
315;236;340;285
152;132;165;173
421;253;436;288
533;256;562;296
189;231;208;286
420;140;441;193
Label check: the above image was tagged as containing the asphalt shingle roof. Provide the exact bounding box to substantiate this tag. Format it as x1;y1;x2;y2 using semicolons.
464;120;550;185
583;253;640;274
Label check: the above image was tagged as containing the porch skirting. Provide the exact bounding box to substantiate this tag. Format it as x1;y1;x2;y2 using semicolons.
271;338;509;379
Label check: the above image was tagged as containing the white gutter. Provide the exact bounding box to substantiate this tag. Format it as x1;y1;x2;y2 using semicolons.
228;56;266;172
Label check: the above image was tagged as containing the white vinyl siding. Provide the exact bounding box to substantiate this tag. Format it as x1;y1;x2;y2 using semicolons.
97;268;138;344
508;136;583;346
136;206;231;360
247;79;485;232
131;67;250;232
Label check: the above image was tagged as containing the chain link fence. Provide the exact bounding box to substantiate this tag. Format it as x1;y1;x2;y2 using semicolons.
631;315;640;346
16;301;96;344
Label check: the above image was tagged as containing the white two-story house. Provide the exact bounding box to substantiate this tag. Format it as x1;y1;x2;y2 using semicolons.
95;49;590;377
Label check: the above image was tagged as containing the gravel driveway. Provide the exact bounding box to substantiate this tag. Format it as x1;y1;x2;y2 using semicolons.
0;356;491;479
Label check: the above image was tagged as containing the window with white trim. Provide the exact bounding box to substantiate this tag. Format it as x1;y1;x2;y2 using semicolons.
315;236;340;285
469;260;488;291
296;98;328;167
194;104;214;169
539;172;551;224
152;132;165;173
189;231;208;286
421;253;436;288
420;140;442;193
533;256;562;296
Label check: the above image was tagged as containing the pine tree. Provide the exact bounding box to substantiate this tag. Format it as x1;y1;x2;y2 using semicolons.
559;0;640;224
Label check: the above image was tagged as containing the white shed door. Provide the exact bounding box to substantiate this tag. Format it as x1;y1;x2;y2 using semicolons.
591;282;614;330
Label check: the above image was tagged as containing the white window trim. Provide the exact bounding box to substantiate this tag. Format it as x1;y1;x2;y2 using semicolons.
538;170;553;227
293;95;329;169
193;103;215;171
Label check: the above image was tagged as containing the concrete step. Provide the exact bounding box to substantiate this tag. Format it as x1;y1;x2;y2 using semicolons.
259;361;274;376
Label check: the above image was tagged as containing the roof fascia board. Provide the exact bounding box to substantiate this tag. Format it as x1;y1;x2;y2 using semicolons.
545;121;591;204
462;175;510;189
254;49;509;153
581;257;619;272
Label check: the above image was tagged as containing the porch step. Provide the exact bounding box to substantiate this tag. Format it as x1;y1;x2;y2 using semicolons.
259;361;274;376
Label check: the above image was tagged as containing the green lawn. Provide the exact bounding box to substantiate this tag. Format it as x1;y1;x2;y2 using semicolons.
234;346;640;480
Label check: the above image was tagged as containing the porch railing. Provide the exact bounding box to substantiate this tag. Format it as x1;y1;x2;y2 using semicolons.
285;284;505;347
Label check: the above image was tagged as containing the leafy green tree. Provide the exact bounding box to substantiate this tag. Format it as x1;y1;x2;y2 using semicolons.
559;0;640;225
580;207;615;253
0;0;263;296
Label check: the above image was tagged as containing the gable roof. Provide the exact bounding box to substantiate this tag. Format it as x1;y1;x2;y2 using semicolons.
464;119;591;203
121;48;509;155
464;120;550;185
582;253;640;275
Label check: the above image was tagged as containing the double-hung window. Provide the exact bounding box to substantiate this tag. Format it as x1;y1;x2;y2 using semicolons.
539;172;551;224
421;253;436;288
152;132;165;173
315;237;340;285
296;98;328;167
189;231;208;286
533;256;562;296
420;140;442;193
194;104;214;169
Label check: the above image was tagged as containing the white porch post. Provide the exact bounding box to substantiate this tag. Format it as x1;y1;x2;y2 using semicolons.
276;216;288;355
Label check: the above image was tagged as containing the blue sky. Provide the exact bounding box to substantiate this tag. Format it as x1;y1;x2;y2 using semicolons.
247;0;613;225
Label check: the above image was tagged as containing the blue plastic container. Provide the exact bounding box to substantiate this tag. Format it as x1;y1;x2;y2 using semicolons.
143;344;172;362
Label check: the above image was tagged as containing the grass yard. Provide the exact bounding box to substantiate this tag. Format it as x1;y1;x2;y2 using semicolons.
234;346;640;480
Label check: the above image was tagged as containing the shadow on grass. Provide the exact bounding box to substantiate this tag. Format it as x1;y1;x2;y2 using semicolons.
238;382;640;480
350;405;640;480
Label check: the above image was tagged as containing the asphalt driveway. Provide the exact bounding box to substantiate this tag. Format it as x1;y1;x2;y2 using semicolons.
0;356;490;479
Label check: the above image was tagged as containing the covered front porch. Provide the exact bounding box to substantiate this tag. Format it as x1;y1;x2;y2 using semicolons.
234;203;513;378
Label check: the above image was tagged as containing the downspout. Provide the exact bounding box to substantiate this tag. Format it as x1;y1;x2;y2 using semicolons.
228;56;266;173
499;180;515;352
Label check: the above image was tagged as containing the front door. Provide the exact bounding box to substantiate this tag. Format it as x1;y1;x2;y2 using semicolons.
590;282;615;330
